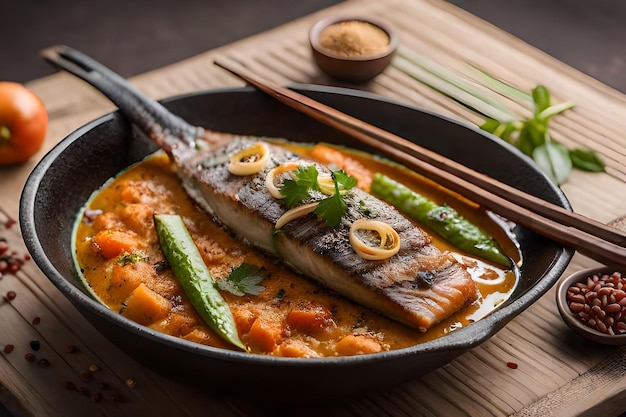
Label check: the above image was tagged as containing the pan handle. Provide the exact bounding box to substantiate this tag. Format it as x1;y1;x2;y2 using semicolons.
41;45;202;149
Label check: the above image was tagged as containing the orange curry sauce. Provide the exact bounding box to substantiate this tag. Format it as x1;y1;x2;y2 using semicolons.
73;144;518;357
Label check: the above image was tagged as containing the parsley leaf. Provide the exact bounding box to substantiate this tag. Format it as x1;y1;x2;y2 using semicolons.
315;190;345;228
116;252;147;266
217;263;266;296
278;165;357;228
332;170;358;192
314;170;357;228
280;165;320;207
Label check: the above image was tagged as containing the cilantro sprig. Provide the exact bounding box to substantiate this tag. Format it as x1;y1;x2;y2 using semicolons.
392;46;605;185
314;170;358;227
279;166;357;227
480;85;604;184
281;165;320;207
217;263;266;296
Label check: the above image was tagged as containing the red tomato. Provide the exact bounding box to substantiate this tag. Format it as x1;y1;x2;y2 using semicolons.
0;82;48;165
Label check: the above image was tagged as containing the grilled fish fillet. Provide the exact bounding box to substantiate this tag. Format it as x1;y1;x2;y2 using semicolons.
44;45;478;331
173;135;478;331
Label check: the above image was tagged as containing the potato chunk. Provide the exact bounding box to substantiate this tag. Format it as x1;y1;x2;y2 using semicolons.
335;334;382;356
121;283;171;325
246;316;284;352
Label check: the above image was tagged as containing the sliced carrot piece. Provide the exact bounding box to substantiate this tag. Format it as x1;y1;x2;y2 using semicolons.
151;312;192;337
92;211;121;231
286;303;335;335
119;203;154;235
120;283;171;326
91;229;139;259
246;316;284;352
276;340;320;358
230;307;257;335
108;261;150;302
310;144;373;191
335;334;383;356
182;327;212;344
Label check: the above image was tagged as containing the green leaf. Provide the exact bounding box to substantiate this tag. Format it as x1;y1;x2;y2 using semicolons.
280;165;320;207
278;166;357;228
532;85;552;115
332;169;358;192
480;119;520;143
569;148;605;172
314;191;346;228
532;141;572;185
480;118;501;134
217;263;266;296
314;170;356;228
517;122;547;156
389;50;596;184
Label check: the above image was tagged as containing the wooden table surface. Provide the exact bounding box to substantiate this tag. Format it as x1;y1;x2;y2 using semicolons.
2;0;625;416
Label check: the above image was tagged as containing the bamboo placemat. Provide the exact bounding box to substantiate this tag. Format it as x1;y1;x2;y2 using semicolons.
1;0;625;416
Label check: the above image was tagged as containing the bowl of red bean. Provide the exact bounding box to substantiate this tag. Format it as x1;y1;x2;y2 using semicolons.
556;267;626;345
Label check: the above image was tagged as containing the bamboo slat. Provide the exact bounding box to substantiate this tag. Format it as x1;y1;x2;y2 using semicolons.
1;0;625;416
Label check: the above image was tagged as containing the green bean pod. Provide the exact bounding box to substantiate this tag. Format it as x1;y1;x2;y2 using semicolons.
154;214;246;351
370;173;510;267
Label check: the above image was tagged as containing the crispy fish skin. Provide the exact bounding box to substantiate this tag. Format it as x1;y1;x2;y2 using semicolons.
175;136;478;331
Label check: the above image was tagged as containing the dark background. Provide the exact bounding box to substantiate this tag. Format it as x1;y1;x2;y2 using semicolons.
1;1;626;415
1;0;625;93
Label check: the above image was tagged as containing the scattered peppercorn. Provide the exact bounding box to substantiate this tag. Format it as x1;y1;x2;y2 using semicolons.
79;370;93;383
25;353;36;363
65;345;79;353
3;344;14;354
38;358;50;368
88;364;101;373
91;392;102;403
61;380;77;391
506;361;518;369
110;393;124;402
32;316;41;325
5;291;16;301
0;253;26;276
125;378;137;389
30;339;41;351
3;214;16;229
0;211;30;276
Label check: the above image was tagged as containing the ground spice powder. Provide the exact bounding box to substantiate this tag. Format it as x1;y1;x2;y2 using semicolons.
318;21;390;58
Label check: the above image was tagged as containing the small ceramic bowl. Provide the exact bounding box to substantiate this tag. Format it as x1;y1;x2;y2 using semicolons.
309;16;399;83
556;266;626;345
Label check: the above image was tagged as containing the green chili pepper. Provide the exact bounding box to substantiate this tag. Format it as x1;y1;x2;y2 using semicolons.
370;173;510;267
154;214;246;351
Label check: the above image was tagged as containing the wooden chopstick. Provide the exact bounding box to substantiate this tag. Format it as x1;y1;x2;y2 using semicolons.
214;58;626;267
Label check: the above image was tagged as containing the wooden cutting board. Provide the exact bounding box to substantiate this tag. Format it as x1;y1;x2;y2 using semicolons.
1;0;625;416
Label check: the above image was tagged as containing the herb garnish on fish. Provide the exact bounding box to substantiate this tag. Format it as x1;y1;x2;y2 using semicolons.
279;166;357;227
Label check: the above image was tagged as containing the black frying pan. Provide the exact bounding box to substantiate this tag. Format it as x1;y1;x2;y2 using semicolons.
19;45;573;399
